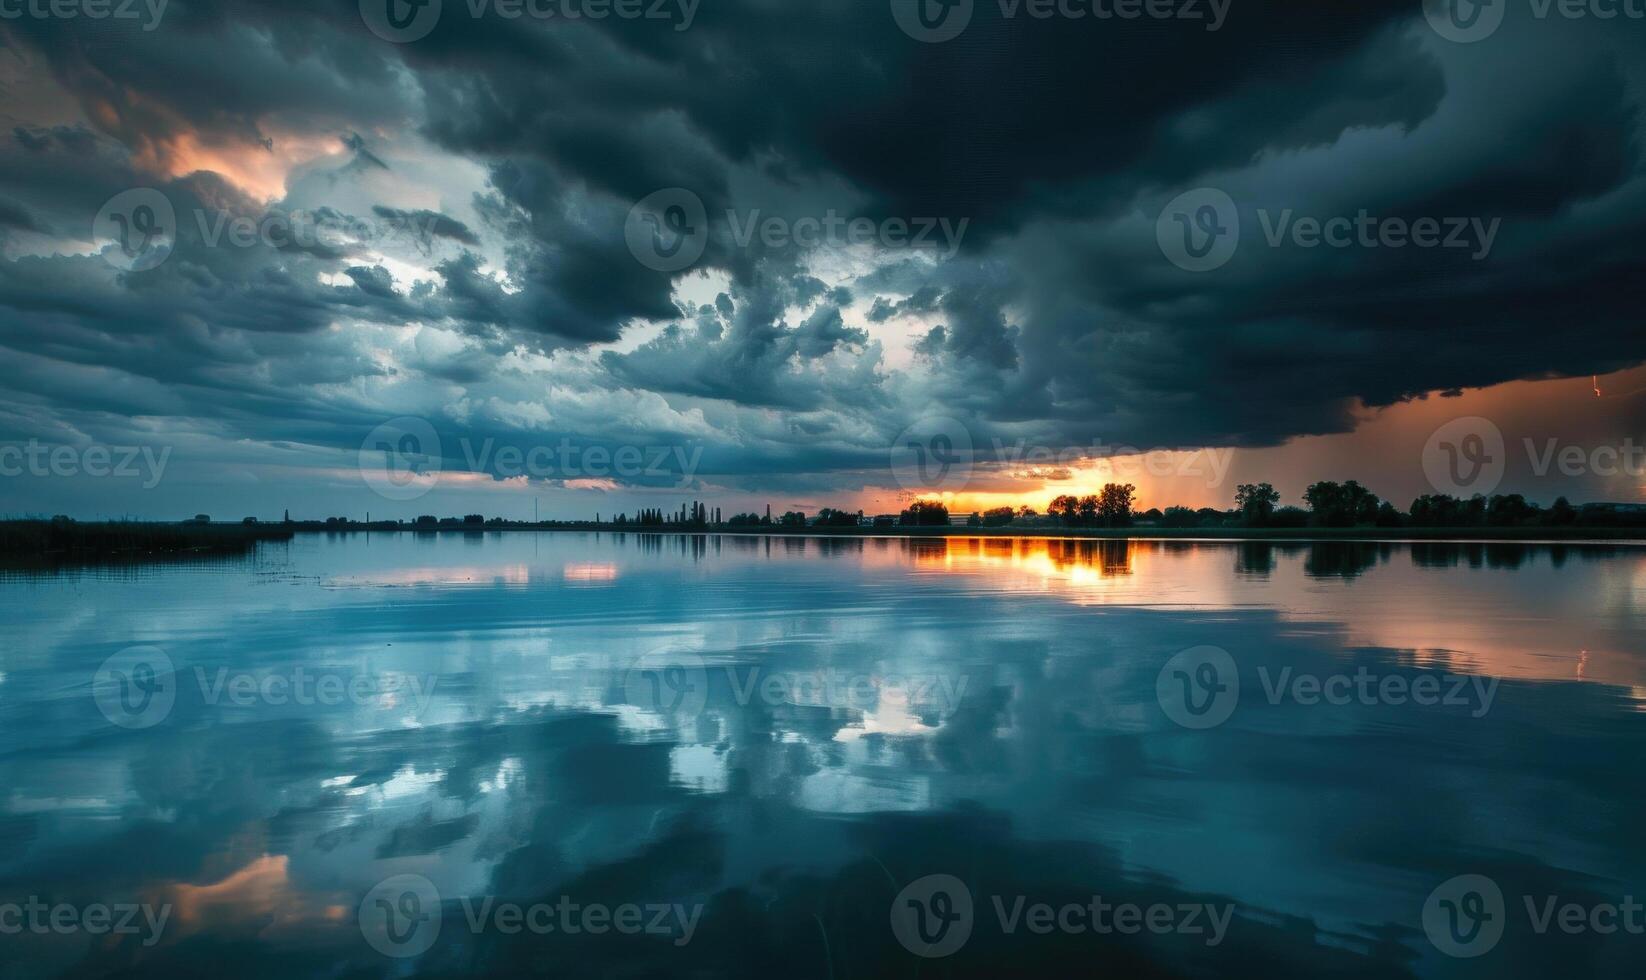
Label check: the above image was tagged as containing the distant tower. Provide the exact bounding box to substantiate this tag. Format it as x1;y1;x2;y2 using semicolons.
283;509;290;524
765;504;771;521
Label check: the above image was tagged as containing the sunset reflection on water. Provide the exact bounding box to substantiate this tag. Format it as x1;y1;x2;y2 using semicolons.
4;531;1646;978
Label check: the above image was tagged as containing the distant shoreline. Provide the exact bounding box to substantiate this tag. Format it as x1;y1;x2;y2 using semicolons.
5;520;1646;569
381;525;1646;543
141;521;1646;542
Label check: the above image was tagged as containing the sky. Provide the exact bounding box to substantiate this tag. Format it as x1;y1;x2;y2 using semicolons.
1;0;1644;521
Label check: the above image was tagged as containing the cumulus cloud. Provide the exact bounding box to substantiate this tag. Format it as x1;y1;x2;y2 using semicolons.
1;0;1645;515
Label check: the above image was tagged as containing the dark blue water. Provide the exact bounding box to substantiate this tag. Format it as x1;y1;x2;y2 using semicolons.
1;533;1643;977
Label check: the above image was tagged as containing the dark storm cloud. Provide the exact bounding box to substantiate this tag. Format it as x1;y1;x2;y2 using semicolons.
603;269;877;411
2;0;1645;498
370;205;479;245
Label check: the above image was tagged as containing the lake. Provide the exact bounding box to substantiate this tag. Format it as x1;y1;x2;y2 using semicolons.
2;532;1644;978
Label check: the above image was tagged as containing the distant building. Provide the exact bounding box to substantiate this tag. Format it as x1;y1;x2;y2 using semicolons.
186;514;210;524
242;517;258;525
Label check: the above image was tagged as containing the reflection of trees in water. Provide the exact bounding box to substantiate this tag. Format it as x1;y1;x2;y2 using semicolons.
1302;542;1389;580
1236;542;1274;577
459;802;1411;980
1410;542;1544;570
906;537;1135;577
815;538;865;558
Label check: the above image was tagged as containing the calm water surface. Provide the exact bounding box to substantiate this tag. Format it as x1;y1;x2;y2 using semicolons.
2;533;1644;977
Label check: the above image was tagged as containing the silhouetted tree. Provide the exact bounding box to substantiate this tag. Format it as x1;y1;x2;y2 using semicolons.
900;500;951;526
1304;480;1380;527
1235;483;1280;526
1097;483;1136;527
982;506;1016;527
